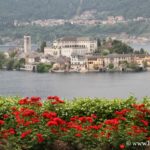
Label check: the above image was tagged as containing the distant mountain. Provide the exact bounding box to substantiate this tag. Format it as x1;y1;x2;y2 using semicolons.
0;0;150;21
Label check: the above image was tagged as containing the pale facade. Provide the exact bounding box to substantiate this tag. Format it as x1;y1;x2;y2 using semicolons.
134;54;150;66
86;54;134;70
71;54;85;65
61;47;87;57
103;54;133;68
44;47;60;57
24;36;31;54
23;64;36;71
27;57;35;64
53;37;98;54
86;56;102;70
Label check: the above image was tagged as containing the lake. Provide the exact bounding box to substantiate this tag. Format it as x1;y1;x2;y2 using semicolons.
0;71;150;100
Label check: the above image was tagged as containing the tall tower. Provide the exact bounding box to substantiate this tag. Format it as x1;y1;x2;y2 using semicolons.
24;36;31;54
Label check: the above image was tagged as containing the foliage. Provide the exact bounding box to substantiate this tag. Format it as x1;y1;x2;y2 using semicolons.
5;58;25;71
127;62;141;71
37;63;52;73
14;58;26;70
0;52;6;69
110;40;134;54
134;48;147;54
39;41;47;53
6;59;15;70
108;63;114;69
1;21;150;44
0;96;150;150
0;0;150;21
1;1;150;43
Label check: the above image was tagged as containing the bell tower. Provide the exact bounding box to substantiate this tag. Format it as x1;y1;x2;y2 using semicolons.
24;35;31;54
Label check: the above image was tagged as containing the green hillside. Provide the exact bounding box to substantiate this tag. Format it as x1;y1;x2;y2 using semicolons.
0;0;150;21
1;0;150;43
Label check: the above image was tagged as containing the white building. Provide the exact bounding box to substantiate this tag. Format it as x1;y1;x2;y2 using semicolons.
71;53;86;66
44;47;60;57
53;37;97;53
61;47;87;57
24;36;31;54
44;37;98;58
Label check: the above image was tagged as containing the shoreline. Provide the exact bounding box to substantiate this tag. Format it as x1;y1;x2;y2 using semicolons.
0;69;149;74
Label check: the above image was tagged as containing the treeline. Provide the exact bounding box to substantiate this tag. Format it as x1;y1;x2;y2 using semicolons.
0;51;25;71
96;38;147;55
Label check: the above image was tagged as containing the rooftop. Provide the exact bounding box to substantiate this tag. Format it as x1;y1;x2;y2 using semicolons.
58;37;97;42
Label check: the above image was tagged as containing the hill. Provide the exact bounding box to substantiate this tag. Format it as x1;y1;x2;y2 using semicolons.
0;0;150;22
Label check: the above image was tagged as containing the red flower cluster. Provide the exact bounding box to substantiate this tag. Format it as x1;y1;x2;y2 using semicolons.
42;111;57;119
47;96;64;104
1;128;15;138
105;118;119;125
0;120;5;125
36;133;44;143
21;130;32;139
18;97;42;106
0;96;150;150
115;109;130;116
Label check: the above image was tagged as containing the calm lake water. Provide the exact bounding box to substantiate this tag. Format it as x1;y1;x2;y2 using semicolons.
0;71;150;100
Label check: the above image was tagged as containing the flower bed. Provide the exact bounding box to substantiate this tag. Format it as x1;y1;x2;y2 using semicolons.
0;96;150;150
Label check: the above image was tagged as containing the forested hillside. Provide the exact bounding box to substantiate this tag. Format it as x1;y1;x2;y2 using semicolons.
0;0;150;21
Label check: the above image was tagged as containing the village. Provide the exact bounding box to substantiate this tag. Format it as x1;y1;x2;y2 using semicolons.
2;35;150;73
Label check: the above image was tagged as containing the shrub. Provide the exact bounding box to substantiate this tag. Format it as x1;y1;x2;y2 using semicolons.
0;96;150;150
37;63;52;73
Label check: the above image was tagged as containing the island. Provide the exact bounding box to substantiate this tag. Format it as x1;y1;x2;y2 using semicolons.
0;36;150;73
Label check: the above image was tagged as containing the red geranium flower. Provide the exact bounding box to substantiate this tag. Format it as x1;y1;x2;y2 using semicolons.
0;120;5;125
47;121;58;126
141;120;149;126
115;109;130;116
105;118;119;125
3;114;9;119
36;134;44;143
119;144;125;149
30;96;41;102
21;130;32;139
75;133;82;137
8;128;15;135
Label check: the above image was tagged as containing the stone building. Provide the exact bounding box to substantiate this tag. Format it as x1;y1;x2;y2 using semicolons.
24;36;31;54
44;37;98;57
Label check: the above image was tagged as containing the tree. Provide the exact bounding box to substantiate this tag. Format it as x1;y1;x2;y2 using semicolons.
110;40;134;54
143;61;148;68
140;48;145;54
108;63;114;69
19;58;25;65
14;58;25;70
134;48;146;54
39;41;47;53
6;59;15;70
97;38;101;48
0;52;6;69
0;38;3;44
127;62;141;71
9;50;18;58
37;63;52;73
95;38;102;54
